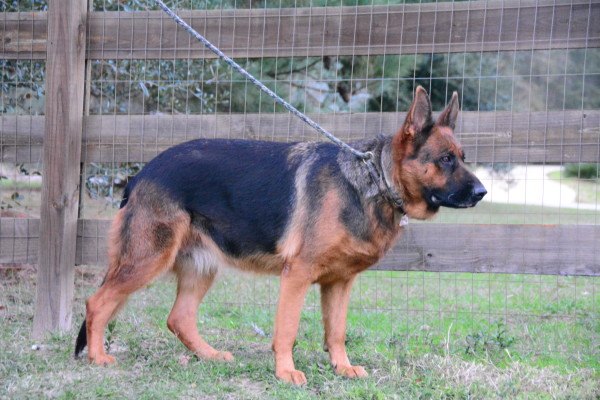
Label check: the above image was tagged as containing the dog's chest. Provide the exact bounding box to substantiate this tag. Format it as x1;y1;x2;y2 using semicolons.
310;217;403;283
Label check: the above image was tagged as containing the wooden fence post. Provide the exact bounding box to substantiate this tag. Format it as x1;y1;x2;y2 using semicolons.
32;0;88;338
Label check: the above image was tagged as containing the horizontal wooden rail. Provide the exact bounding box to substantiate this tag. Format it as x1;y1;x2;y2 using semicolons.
2;0;598;60
2;110;599;163
0;218;598;276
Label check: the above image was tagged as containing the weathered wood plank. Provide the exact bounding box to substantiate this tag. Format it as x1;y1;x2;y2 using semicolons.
32;0;88;338
2;0;598;59
0;218;39;264
73;221;600;276
374;223;600;276
2;218;598;276
3;110;598;163
0;115;44;163
0;12;48;60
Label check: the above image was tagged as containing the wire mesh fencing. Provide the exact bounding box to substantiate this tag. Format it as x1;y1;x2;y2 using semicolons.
0;0;598;378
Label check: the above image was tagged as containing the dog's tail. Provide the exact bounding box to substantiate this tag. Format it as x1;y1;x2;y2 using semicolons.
74;319;87;357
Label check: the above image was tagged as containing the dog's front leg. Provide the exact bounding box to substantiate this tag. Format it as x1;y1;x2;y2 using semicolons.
320;275;368;378
272;262;311;385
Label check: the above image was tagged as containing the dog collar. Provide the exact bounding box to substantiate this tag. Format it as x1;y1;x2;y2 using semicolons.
362;153;406;215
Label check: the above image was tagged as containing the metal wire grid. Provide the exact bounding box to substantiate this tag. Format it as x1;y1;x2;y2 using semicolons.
0;0;598;366
1;0;46;266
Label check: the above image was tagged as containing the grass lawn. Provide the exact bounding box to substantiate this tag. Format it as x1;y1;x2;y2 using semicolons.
435;199;600;225
1;265;598;399
547;170;600;205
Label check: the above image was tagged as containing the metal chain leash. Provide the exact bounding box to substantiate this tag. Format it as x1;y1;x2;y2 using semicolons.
154;0;372;161
154;0;405;212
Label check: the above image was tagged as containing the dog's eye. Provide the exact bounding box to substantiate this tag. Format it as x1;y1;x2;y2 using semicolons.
440;154;453;164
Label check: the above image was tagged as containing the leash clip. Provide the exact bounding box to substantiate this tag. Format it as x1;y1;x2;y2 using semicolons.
362;151;375;161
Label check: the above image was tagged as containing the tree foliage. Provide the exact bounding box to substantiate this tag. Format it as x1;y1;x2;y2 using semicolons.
1;0;599;117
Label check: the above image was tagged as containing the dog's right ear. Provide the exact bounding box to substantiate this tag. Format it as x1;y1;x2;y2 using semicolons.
400;86;433;138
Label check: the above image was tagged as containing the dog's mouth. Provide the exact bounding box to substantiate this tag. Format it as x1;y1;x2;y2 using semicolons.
431;195;478;209
428;187;487;209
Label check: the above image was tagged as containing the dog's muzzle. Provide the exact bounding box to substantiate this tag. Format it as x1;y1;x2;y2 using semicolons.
429;180;487;209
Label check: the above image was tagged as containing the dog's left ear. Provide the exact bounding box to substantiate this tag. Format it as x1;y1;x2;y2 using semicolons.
436;91;460;130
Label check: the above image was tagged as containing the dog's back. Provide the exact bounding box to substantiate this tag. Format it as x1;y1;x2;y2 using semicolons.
123;139;300;258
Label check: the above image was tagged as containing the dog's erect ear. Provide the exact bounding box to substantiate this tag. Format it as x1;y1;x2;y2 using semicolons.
401;86;432;137
436;91;460;130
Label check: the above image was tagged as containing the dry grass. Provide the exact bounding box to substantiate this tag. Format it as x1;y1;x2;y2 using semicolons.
408;354;598;398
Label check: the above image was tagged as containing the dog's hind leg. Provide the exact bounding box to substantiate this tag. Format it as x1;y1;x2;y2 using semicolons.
85;285;129;365
85;207;189;366
167;267;233;362
320;275;368;378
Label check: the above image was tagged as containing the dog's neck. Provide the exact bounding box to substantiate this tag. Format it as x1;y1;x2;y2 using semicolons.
377;140;405;213
339;136;406;216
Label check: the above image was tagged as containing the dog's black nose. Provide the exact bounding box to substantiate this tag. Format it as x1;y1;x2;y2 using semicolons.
471;183;487;202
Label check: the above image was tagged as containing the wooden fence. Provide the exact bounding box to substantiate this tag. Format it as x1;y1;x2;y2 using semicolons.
1;0;599;337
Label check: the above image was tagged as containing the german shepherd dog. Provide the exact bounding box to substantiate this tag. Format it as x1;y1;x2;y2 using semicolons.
75;86;486;385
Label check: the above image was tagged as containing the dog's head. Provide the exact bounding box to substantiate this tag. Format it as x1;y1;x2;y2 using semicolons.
391;86;486;220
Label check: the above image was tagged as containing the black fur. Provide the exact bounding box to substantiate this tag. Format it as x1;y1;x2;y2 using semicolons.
121;139;384;258
126;139;299;257
74;319;87;357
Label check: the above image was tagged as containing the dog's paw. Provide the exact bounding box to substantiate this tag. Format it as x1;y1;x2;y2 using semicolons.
211;351;234;362
276;369;307;385
90;354;116;366
335;364;368;378
197;349;235;362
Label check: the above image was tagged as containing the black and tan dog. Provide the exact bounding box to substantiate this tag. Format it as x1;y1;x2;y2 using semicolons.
75;86;486;385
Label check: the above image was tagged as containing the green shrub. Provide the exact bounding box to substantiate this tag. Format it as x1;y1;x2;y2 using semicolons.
564;163;599;180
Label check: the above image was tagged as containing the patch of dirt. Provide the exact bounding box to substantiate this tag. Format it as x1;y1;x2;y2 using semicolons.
229;377;269;399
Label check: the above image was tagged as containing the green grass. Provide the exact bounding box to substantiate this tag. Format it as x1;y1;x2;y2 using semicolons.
1;266;598;399
548;170;600;205
0;177;42;190
433;200;600;225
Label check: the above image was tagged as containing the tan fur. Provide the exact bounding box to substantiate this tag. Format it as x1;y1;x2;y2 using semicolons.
86;197;190;365
167;267;233;361
321;276;367;378
271;259;312;385
290;189;400;283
